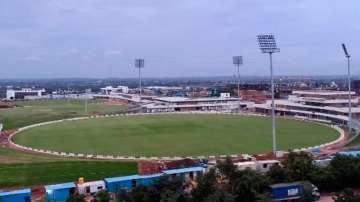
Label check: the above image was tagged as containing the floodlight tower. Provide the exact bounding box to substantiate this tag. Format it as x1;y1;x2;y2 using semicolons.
342;43;352;133
135;59;145;101
233;56;243;110
257;34;280;155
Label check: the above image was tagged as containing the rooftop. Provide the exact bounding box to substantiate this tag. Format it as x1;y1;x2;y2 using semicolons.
155;97;238;103
293;90;355;96
44;182;76;190
0;189;31;196
105;173;164;183
162;166;204;175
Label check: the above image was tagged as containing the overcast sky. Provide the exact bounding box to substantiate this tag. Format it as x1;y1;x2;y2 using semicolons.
0;0;359;78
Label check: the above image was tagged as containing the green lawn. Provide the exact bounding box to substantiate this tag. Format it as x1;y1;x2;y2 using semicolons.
0;99;127;130
14;114;340;156
0;99;137;188
347;135;360;147
0;161;137;188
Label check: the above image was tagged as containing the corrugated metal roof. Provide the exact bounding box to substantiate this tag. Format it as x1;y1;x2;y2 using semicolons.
162;167;204;175
0;188;31;196
44;182;76;190
270;182;302;188
105;173;163;183
338;151;360;157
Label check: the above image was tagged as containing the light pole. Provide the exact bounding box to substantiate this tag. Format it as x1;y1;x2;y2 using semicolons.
342;43;352;134
233;56;243;111
257;34;280;155
135;59;145;101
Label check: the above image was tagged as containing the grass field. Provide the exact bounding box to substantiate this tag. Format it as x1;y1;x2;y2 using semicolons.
347;135;360;147
0;99;127;130
0;161;137;188
0;99;137;188
14;114;340;156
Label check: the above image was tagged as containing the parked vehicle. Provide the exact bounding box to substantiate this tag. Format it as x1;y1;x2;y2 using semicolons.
270;181;320;201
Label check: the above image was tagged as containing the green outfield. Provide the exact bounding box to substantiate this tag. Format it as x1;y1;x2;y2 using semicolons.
0;99;127;130
14;114;340;156
0;161;137;188
0;99;135;188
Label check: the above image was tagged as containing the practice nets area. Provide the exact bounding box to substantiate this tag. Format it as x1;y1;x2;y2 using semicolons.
13;114;339;156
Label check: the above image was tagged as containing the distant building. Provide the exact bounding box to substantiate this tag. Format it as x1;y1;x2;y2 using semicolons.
239;90;267;104
145;96;253;113
352;80;360;94
100;86;129;95
255;90;360;125
6;88;45;100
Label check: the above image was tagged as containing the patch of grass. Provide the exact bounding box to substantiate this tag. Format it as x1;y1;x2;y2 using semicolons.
0;99;127;130
14;114;340;156
0;161;137;188
347;135;360;147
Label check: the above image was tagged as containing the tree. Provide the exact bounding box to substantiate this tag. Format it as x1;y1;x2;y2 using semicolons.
216;157;238;182
231;169;269;202
329;155;360;189
203;188;235;202
66;193;85;202
191;168;218;202
266;164;288;184
129;185;153;202
116;189;131;202
308;166;334;191
333;188;360;202
301;181;317;202
282;151;314;181
93;190;111;202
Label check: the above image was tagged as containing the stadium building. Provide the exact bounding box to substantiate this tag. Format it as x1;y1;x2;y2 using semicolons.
255;90;360;125
6;88;45;100
144;94;253;112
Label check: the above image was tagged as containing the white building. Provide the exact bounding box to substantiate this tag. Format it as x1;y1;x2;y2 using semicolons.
255;90;360;125
77;180;105;195
100;86;129;95
6;88;45;100
145;96;253;113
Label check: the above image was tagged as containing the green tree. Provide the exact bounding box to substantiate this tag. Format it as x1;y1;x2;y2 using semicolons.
191;168;218;202
203;188;235;202
131;185;150;202
282;152;314;181
66;193;85;202
231;169;269;202
116;189;131;202
333;188;360;202
329;155;360;188
93;190;111;202
266;164;288;184
216;157;238;181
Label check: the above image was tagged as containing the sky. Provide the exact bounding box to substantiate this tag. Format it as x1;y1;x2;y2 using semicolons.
0;0;359;78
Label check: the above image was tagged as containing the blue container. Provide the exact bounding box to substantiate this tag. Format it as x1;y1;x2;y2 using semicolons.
105;173;163;193
45;182;76;202
0;189;31;202
270;182;303;201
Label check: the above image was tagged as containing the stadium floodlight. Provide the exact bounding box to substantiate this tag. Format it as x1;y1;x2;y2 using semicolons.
233;56;243;111
257;34;280;155
135;59;145;101
342;43;352;133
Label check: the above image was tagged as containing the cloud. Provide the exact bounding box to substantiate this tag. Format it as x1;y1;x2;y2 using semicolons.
20;56;42;62
104;50;122;56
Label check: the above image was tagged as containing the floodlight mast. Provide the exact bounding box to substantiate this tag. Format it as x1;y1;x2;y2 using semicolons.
135;59;145;101
257;34;280;155
342;43;352;133
233;56;243;110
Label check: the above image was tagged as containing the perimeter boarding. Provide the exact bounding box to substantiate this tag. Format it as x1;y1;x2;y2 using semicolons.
0;166;205;202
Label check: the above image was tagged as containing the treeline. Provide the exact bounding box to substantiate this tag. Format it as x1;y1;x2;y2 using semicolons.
66;152;360;202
